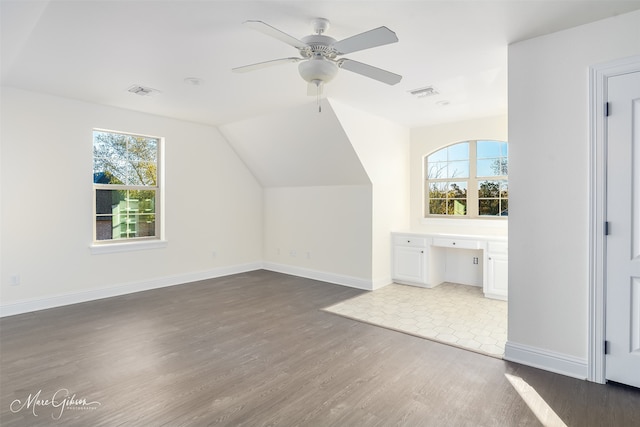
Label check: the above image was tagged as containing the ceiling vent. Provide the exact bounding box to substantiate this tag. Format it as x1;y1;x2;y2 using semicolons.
409;86;439;98
127;85;161;97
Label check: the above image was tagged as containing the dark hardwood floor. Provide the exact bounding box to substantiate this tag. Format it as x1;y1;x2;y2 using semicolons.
1;270;639;426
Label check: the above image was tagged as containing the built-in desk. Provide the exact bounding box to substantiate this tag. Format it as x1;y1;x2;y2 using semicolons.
391;232;508;300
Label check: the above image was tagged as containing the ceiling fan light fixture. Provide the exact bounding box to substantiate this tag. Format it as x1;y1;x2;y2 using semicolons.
298;57;338;84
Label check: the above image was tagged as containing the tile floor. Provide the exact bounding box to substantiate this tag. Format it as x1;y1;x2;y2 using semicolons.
323;282;508;358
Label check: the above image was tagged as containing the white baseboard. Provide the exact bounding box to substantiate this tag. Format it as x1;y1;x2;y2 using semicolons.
0;262;262;317
504;341;588;380
262;262;373;291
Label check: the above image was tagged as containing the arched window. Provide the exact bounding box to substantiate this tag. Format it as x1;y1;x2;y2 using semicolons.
425;140;508;218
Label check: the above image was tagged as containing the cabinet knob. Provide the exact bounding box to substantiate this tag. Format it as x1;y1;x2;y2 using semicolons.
452;242;456;245
407;240;411;243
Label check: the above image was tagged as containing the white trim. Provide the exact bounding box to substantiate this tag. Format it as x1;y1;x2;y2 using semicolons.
372;276;393;290
90;239;168;254
0;262;262;317
504;341;588;380
588;54;640;384
262;262;373;290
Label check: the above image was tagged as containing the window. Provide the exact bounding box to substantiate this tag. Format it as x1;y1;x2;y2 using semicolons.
93;130;161;243
425;140;508;218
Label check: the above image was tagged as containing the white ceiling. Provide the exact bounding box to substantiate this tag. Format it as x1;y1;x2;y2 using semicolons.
2;0;640;129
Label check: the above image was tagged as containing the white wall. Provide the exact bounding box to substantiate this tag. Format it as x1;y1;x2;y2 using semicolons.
263;185;373;287
222;100;410;290
220;101;376;288
219;101;370;187
330;100;410;288
0;88;263;314
410;115;508;236
507;10;640;372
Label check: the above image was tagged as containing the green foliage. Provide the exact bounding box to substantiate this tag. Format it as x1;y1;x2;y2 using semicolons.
428;183;467;215
478;180;508;216
93;132;158;186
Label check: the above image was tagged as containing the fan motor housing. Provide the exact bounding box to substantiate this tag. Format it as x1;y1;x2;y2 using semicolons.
300;35;338;59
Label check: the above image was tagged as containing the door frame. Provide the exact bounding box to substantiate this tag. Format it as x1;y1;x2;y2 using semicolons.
589;54;640;384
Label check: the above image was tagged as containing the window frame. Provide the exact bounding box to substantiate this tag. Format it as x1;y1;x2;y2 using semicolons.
91;129;165;253
424;140;508;220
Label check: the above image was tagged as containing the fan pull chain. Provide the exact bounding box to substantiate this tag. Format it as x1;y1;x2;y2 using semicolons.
317;86;321;113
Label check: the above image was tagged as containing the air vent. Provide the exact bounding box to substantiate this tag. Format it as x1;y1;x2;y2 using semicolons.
127;85;161;97
409;86;439;98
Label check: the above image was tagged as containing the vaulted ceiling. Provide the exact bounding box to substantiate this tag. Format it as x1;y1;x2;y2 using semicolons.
3;1;639;128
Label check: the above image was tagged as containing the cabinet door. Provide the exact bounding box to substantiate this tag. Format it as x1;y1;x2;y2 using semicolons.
486;253;508;300
393;246;426;284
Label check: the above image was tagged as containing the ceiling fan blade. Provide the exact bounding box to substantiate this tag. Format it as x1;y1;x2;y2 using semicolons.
333;26;398;55
307;81;324;96
244;20;308;50
232;57;302;73
339;59;402;85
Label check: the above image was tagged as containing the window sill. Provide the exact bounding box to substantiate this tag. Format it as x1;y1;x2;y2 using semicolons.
90;239;168;255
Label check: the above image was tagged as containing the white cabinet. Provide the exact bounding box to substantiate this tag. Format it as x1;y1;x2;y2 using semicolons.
432;237;481;250
392;234;430;287
484;241;508;300
391;232;508;300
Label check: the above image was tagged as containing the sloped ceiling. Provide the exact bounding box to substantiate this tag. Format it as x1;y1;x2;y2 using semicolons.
2;1;639;128
219;100;370;187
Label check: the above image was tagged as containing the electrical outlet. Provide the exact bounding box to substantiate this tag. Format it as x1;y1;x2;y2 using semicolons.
289;250;297;257
473;257;479;265
306;251;311;259
10;275;20;286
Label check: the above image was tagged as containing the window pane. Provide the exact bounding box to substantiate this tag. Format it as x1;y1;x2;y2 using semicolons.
500;200;509;216
128;161;157;186
479;199;501;216
96;189;123;215
95;216;113;240
447;161;469;178
478;181;500;198
477;140;504;158
427;148;447;163
448;142;469;161
93;131;158;186
448;181;467;198
477;158;507;177
93;159;127;184
429;199;447;215
128;137;157;163
95;189;156;240
448;199;467;215
429;182;448;198
427;161;447;179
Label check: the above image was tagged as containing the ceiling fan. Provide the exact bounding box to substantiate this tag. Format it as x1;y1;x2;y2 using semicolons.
232;18;402;97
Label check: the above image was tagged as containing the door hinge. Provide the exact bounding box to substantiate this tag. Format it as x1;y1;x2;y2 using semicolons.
604;340;610;354
605;102;611;117
604;221;610;235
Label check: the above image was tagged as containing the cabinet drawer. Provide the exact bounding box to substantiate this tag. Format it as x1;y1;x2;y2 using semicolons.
432;237;480;250
394;236;428;247
487;241;508;254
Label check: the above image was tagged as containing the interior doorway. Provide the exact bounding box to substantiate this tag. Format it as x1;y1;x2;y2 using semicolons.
589;55;640;387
